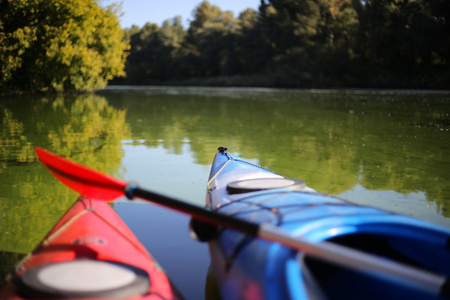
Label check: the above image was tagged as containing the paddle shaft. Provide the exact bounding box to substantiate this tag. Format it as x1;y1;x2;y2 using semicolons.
130;186;448;297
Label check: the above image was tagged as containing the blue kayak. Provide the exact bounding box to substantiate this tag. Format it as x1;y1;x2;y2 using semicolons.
205;147;450;300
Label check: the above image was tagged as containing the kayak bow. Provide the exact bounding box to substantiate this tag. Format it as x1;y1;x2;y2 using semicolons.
0;197;182;300
205;147;450;300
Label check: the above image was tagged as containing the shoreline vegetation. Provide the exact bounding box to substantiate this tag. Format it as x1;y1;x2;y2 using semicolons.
111;0;450;91
103;84;450;95
109;76;450;91
1;0;449;93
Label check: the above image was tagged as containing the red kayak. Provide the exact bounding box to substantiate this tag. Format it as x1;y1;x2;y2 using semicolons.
0;196;182;300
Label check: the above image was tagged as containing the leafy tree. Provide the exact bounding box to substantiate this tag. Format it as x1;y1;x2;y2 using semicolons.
0;0;128;92
235;8;268;74
121;17;187;84
355;0;450;87
123;22;161;84
258;0;359;87
189;1;236;34
259;0;324;51
318;0;359;85
186;1;238;76
156;17;187;79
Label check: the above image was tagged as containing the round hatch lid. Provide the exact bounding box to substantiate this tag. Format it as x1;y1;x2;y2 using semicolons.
227;178;305;194
18;259;150;299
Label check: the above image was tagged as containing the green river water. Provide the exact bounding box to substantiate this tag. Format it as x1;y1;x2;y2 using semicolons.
1;87;449;299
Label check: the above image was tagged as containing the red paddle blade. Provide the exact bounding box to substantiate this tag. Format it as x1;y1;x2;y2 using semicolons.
35;147;127;200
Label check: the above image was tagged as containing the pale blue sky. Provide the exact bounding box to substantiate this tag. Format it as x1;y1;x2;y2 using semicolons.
107;0;261;29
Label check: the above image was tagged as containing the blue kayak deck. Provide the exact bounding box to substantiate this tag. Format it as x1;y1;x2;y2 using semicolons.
207;149;450;300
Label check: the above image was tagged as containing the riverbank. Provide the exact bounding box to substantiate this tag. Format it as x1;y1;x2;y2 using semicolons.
110;74;450;90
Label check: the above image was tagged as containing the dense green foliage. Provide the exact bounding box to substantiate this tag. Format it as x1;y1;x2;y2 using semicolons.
115;0;449;89
0;0;128;92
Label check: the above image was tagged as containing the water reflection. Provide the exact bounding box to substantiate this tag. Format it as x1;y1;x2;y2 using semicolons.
0;94;130;254
101;88;450;222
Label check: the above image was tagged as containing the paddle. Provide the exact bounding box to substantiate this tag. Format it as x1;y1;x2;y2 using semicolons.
35;147;449;297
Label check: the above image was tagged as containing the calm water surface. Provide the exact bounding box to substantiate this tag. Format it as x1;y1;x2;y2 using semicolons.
1;87;449;299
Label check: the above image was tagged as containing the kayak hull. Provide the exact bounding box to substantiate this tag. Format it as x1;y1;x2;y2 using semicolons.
206;148;450;300
0;197;182;300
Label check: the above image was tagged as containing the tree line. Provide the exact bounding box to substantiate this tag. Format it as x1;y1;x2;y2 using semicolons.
1;0;448;92
114;0;449;89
